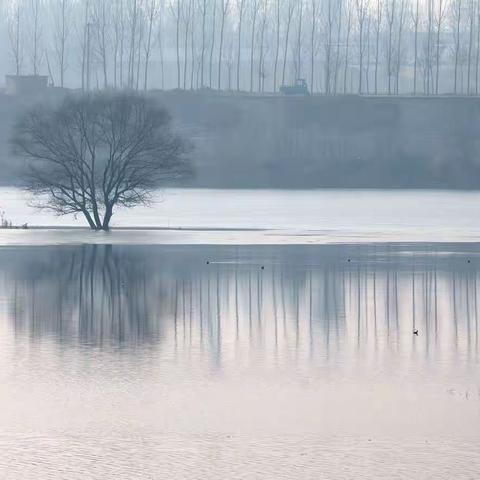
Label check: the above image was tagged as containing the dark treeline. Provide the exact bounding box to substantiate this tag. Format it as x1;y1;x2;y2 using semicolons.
3;0;480;95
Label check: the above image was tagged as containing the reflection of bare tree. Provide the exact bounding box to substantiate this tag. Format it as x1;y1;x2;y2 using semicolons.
1;245;479;361
5;245;170;346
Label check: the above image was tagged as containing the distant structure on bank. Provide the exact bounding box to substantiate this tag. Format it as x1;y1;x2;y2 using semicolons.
280;79;310;96
5;75;49;96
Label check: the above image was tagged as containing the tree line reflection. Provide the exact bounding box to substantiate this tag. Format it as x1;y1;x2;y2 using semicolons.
1;245;478;360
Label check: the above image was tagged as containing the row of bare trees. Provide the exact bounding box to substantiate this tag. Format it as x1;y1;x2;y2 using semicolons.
4;0;480;95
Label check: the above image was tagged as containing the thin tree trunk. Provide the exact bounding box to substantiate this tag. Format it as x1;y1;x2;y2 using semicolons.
209;0;217;88
273;0;280;92
467;0;474;94
258;3;266;92
333;0;343;94
310;0;317;94
249;0;258;92
200;0;207;87
476;0;480;93
236;0;245;91
183;0;192;89
374;0;381;95
281;3;294;87
218;0;229;90
413;0;419;94
344;6;352;94
454;0;462;94
325;0;333;94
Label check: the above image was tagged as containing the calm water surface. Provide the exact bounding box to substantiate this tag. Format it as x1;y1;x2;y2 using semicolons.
2;188;480;242
0;244;479;479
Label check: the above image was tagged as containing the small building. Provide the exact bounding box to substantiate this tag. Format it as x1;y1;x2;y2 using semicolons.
5;75;49;96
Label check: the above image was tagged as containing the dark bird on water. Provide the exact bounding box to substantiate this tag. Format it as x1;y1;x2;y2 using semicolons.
413;330;419;336
206;261;210;265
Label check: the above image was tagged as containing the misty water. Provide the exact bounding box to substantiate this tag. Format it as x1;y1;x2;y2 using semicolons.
2;187;480;242
0;243;479;479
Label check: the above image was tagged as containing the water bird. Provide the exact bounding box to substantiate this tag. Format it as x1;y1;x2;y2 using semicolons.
413;330;419;336
261;266;265;270
206;261;210;265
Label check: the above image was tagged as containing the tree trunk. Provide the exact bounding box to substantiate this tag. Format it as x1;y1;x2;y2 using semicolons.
413;0;419;94
281;3;294;87
250;1;258;93
82;209;99;231
209;0;217;88
273;0;280;92
237;0;245;91
201;0;207;87
333;0;343;94
102;205;113;231
374;0;381;95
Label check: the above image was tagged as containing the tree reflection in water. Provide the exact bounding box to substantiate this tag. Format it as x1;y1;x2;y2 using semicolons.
0;244;478;361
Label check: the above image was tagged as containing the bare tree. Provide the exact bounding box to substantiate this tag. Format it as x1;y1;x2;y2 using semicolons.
310;0;320;94
80;0;91;91
7;0;24;76
29;0;43;75
249;0;259;92
344;1;353;93
467;0;475;93
143;0;159;91
218;0;230;89
385;0;396;95
411;0;420;94
236;0;245;91
355;0;370;94
257;0;267;92
281;0;295;86
51;0;71;88
128;0;140;88
135;6;146;90
364;9;372;93
158;0;166;89
333;0;344;94
425;0;434;94
12;93;191;231
476;0;480;93
170;0;182;88
374;0;383;94
293;0;304;82
209;0;217;88
273;0;280;91
181;0;193;89
190;0;197;89
92;0;110;88
324;0;335;94
113;0;126;88
451;0;463;94
394;0;407;94
199;0;208;87
435;0;447;95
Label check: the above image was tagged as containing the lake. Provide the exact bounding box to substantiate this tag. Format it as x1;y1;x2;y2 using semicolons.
0;243;479;479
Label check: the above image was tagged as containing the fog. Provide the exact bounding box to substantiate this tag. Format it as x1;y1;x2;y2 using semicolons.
1;3;480;479
0;0;478;94
0;1;480;190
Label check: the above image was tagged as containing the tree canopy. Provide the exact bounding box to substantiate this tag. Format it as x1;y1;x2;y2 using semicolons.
12;92;191;230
